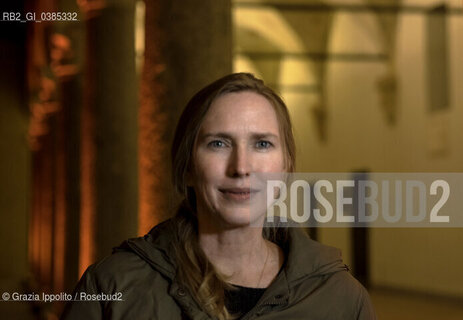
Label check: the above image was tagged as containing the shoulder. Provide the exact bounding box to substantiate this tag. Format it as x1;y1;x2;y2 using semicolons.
330;272;377;319
84;250;154;290
282;228;345;280
322;271;376;319
326;270;369;302
64;245;180;319
280;229;376;318
287;269;375;319
85;218;178;288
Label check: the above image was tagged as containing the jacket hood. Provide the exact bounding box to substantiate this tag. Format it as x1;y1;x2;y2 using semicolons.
282;225;348;286
114;219;178;280
114;218;348;287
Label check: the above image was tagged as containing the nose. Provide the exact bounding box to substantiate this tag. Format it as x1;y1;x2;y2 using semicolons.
227;145;251;177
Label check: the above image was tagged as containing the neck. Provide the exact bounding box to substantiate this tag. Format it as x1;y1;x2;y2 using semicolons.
197;211;272;286
198;212;267;262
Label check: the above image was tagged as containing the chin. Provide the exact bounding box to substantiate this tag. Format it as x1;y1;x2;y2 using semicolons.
217;208;264;229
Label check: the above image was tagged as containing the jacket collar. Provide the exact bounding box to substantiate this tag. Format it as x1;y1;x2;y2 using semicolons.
283;227;347;284
116;219;347;319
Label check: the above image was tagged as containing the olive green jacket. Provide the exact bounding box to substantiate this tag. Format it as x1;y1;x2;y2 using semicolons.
61;219;376;319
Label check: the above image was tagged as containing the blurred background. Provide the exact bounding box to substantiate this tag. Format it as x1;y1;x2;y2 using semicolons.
0;0;462;319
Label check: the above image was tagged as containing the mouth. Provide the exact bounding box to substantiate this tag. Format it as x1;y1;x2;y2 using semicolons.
218;188;259;201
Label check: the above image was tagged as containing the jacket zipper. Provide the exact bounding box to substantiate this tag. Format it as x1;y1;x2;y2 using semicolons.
240;298;288;320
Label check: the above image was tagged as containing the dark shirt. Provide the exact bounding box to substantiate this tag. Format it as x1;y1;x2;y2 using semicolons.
224;284;266;317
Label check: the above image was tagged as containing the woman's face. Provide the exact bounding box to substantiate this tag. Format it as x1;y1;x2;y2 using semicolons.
191;91;286;228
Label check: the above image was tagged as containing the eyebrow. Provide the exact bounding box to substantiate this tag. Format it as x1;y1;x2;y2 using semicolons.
199;132;279;140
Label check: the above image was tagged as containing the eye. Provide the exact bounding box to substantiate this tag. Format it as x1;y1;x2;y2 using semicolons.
255;140;273;149
207;140;226;148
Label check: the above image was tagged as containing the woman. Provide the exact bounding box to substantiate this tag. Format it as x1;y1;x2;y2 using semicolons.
61;73;376;319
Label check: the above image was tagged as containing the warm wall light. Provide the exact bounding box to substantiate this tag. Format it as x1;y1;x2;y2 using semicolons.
79;97;96;277
138;0;168;235
53;118;66;293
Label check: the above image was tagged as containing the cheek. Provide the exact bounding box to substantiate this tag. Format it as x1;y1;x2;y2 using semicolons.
276;153;286;170
259;151;286;172
193;153;224;187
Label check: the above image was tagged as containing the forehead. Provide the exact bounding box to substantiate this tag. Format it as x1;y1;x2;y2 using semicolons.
200;91;280;134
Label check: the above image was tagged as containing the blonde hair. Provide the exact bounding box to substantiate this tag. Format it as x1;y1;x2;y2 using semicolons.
170;73;295;319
